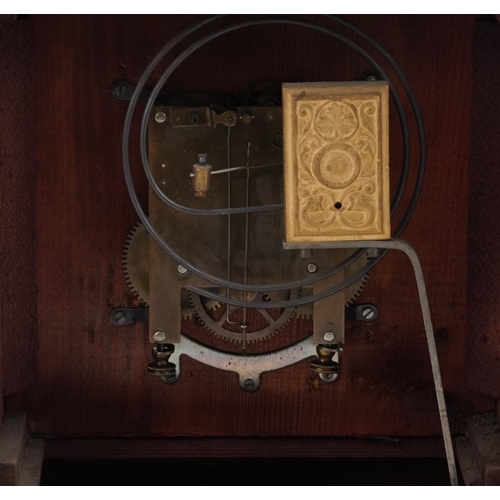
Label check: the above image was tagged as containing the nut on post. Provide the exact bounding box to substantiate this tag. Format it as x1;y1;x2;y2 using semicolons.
310;345;339;375
192;154;211;197
147;343;176;377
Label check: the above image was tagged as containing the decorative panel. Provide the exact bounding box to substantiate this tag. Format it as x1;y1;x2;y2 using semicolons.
283;81;390;243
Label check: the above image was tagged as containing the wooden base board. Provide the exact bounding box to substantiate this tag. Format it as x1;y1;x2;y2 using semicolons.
44;436;447;461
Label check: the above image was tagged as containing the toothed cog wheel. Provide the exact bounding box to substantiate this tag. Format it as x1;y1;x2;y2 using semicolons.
189;289;301;343
122;223;150;305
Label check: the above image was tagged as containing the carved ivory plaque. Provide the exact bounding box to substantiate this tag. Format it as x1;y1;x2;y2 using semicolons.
283;82;390;243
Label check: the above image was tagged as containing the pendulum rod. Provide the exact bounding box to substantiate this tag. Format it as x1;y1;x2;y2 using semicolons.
226;126;239;326
241;124;251;353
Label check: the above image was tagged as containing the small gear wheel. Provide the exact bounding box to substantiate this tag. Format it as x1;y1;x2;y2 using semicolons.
121;223;190;319
189;289;301;343
345;251;370;306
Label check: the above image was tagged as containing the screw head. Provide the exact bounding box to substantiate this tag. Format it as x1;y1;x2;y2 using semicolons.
113;311;126;324
365;74;378;81
362;307;375;320
306;262;317;273
242;379;256;392
113;83;127;98
153;331;166;342
155;112;167;123
177;264;188;275
323;331;335;342
319;373;337;383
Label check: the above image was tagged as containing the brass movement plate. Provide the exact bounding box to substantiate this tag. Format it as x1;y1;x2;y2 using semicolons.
147;105;353;345
283;82;390;243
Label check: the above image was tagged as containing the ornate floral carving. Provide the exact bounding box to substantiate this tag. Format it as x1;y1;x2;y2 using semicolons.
314;101;359;141
283;82;390;242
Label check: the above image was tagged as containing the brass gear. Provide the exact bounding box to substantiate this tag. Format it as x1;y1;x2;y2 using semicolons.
344;251;370;306
189;289;301;343
122;222;150;305
294;251;370;318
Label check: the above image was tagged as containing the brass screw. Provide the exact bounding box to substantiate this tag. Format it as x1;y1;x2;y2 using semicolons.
307;263;317;273
155;112;167;123
323;331;335;342
153;331;166;342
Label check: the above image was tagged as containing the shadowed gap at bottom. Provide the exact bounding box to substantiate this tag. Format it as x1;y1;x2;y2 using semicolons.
41;457;456;486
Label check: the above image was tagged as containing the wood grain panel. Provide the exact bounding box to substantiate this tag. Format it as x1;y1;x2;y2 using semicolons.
467;16;500;399
44;437;447;459
0;16;37;397
6;14;493;437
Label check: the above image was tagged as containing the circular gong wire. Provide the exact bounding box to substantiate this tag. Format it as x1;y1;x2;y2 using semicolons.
123;15;426;308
